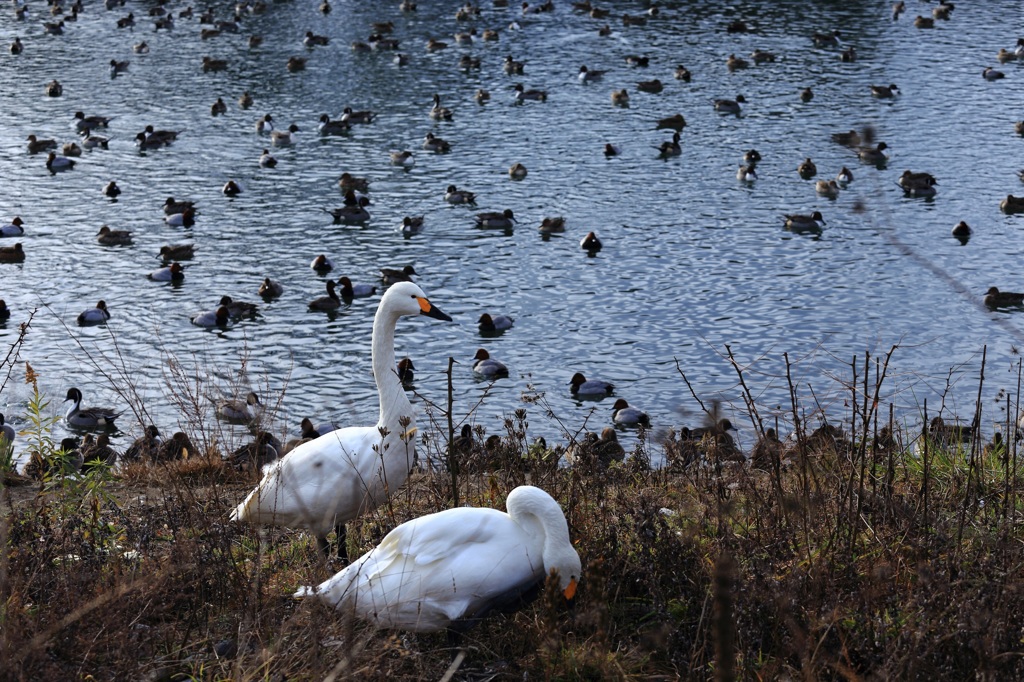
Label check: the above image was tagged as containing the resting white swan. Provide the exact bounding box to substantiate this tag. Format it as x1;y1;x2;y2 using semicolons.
230;282;452;557
295;485;581;634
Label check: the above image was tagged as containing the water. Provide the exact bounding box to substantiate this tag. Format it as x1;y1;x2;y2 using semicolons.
1;0;1021;463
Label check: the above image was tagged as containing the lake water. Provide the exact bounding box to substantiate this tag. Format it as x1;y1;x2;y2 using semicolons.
1;0;1022;464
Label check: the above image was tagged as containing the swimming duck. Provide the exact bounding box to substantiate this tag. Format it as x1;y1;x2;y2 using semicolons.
445;184;476;204
422;132;450;153
323;202;370;224
317;114;350;137
898;170;938;197
836;167;854;185
751;49;776;64
258;148;277;168
144;125;181;143
503;55;525;75
656;132;681;157
612;398;650;428
815;179;840;199
96;225;132;245
1001;195;1024;214
726;54;749;71
211;97;227;116
509;162;527;179
782;211;826;231
109;59;129;75
538;216;565;233
858;142;890;164
380;265;416;284
231;282;451;558
390;150;415;167
913;15;934;28
338;173;370;193
133;40;149;53
0;301;9;322
399;216;424;236
425;37;448;52
624;54;649;67
458;54;481;70
61;141;82;157
311;254;334;273
475;88;490;103
163;197;195;216
637;79;664;94
65;387;121;429
309;280;343;311
622;12;646;26
45;79;62;96
338;276;377;298
149;262;184;282
1;217;24;237
604;143;620;156
159;244;195;261
475;208;516;229
985;287;1024;308
870;83;899;98
26;135;57;154
891;1;905;20
798;158;817;178
202;56;228;72
286;56;306;72
951;221;971;242
800;87;814;102
473;348;509;378
10;37;22;55
219;295;258;319
191;305;230;327
43;20;65;35
611;88;629;106
258;277;283;298
255;113;274;133
840;46;857;62
744;149;762;163
135;133;165;150
397;357;415;386
46;152;75;172
656;113;687;131
77;300;110;326
428;93;453;120
304;30;329;47
812;29;841;47
164;207;196;227
238;91;254;109
222;180;242;196
270;124;298;146
736;164;758;182
580;231;602;253
513;83;547;102
123;425;161;463
982;67;1005;81
82;133;109;150
997;48;1016;64
217;392;262;423
294;485;580;634
74;111;112;134
578;65;606;82
714;95;745;114
479;313;514;333
0;243;25;262
340;106;376;125
569;372;614;398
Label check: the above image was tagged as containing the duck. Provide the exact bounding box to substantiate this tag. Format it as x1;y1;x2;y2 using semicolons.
986;286;1024;308
304;30;329;47
473;348;509;378
340;106;376;125
231;282;452;558
858;142;890;164
323;203;370;225
898;170;937;197
604;143;620;157
255;113;274;134
399;216;424;236
913;15;934;28
229;431;282;472
73;111;112;134
611;88;629;106
294;486;580;634
736;164;758;182
743;149;762;164
508;162;527;179
751;49;776;64
578;65;605;82
380;265;416;284
46;152;75;172
674;64;691;81
0;301;9;322
317;114;350;137
218;295;258;319
81;434;119;473
1;217;24;238
258;148;277;168
726;54;748;71
714;95;745;114
62;142;82;157
43;20;65;35
338;276;377;299
800;87;814;102
123;425;162;463
191;305;231;327
211;97;227;116
637;79;663;94
797;158;817;178
475;208;516;230
840;46;857;62
479;313;514;333
308;280;343;311
163;197;195;216
624;54;649;67
397;357;415;386
656;132;681;157
782;211;826;231
82;133;109;150
812;29;841;47
475;88;490;103
538;216;565;234
836;167;854;185
133;41;149;54
64;387;121;429
513;83;547;102
870;83;899;98
444;185;476;204
222;180;242;196
311;254;334;273
815;179;840;199
286;56;307;72
238;91;254;109
258;277;283;298
202;56;228;72
26;135;57;154
164;207;196;227
10;37;22;55
109;59;129;75
135;132;166;150
0;243;25;263
1001;195;1024;214
77;300;111;326
217;392;263;423
831;130;862;148
997;48;1016;64
422;132;450;153
569;372;614;398
338;173;370;193
389;150;415;167
580;231;602;253
428;93;453;120
96;225;132;245
982;67;1005;81
425;37;448;51
655;114;687;132
149;262;184;282
270;124;298;146
503;55;525;75
45;79;62;97
612;398;650;428
458;54;481;70
565;428;624;467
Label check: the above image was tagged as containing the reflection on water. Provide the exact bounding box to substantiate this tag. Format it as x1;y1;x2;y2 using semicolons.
0;0;1022;461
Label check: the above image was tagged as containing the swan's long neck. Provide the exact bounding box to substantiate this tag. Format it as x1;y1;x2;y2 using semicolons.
372;306;413;431
506;487;575;574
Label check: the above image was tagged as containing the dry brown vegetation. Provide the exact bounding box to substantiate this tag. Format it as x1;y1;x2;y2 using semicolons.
4;347;1024;681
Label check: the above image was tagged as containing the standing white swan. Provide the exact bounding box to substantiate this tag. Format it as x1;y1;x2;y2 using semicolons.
230;282;452;557
294;485;581;634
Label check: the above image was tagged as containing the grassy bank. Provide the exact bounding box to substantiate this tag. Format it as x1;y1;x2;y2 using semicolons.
3;349;1024;681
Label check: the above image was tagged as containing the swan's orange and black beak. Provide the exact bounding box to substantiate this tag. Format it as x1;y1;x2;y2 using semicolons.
418;297;452;322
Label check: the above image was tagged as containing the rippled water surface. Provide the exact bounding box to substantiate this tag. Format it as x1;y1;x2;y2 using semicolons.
2;0;1023;461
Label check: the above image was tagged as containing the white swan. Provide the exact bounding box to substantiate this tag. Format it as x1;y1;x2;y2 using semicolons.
231;282;452;557
294;485;581;633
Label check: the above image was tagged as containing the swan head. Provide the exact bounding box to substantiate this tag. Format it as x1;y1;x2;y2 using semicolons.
382;281;452;321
